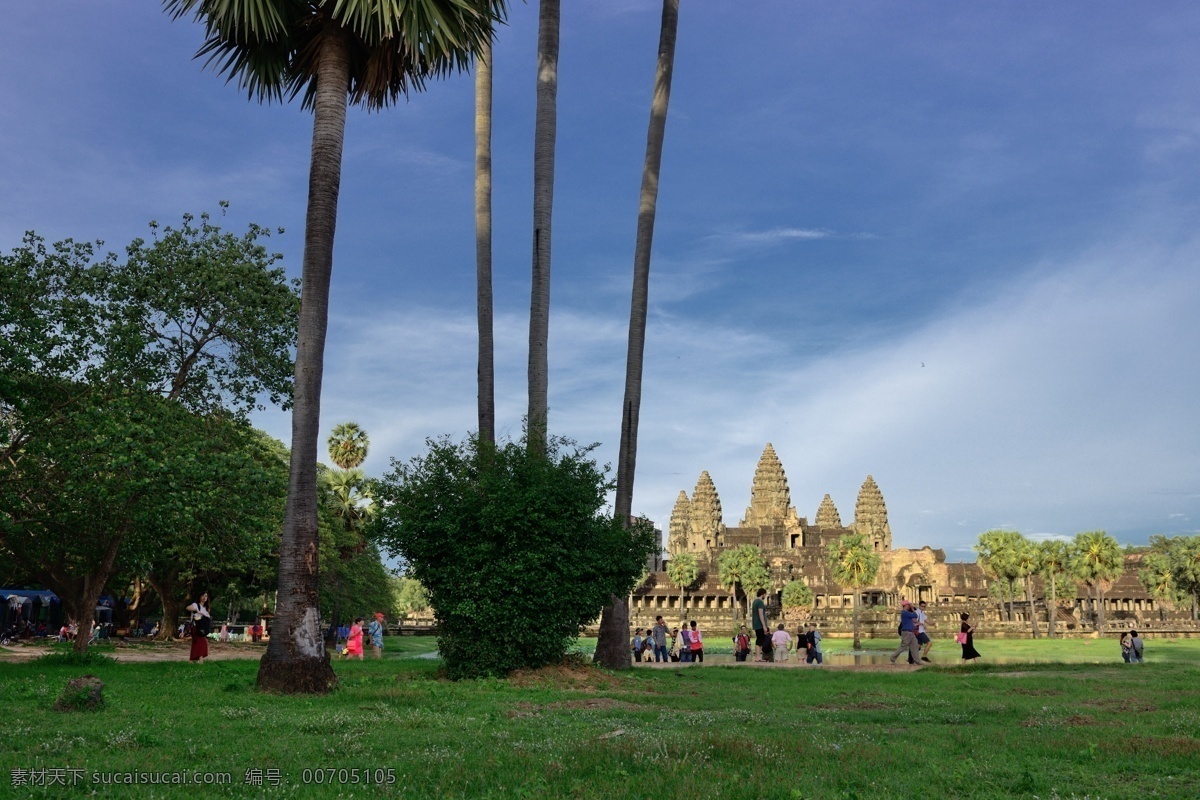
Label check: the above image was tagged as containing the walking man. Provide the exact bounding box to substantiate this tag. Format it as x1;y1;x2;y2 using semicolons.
889;600;923;667
916;600;934;663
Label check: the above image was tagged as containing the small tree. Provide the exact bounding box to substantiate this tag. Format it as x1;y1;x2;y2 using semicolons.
1012;536;1040;638
975;530;1023;621
781;580;814;615
370;434;654;679
665;551;699;625
717;545;769;626
826;534;881;651
1138;551;1180;622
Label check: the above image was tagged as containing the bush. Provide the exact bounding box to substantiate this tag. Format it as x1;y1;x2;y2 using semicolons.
371;435;655;679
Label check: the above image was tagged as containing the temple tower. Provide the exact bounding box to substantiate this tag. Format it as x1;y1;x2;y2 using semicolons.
740;443;799;529
688;471;726;553
815;494;842;529
667;491;691;555
853;475;892;552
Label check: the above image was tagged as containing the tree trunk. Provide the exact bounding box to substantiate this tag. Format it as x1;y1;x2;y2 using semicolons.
527;0;560;456
594;0;679;670
1005;581;1013;622
475;41;495;446
1096;586;1106;633
679;589;686;626
256;28;347;694
1026;575;1039;638
593;593;631;669
851;589;860;651
1047;573;1057;638
146;572;184;641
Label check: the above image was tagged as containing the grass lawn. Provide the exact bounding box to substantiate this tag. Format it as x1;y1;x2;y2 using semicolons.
1;638;1198;799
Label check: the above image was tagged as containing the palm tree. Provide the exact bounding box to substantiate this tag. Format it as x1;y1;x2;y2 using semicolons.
1069;530;1123;633
717;545;769;627
1036;540;1070;637
527;0;559;456
1012;536;1040;638
166;0;501;694
826;534;881;651
475;39;495;446
665;551;699;626
1138;551;1179;622
974;529;1023;621
327;422;369;470
594;0;681;670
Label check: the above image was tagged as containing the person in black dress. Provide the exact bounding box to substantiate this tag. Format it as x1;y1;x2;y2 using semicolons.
960;612;981;663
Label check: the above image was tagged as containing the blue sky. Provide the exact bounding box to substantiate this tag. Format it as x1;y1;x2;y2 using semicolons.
4;2;1199;560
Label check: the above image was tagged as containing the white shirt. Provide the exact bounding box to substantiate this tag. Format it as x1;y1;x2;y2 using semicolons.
916;609;928;634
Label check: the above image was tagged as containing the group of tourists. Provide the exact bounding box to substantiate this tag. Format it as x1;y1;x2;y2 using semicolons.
631;616;706;663
890;599;982;665
338;613;386;660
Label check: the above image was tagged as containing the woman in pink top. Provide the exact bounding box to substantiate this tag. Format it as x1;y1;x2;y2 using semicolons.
344;617;365;660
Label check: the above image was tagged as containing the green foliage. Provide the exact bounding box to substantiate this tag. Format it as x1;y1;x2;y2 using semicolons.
665;552;699;594
370;434;655;679
1068;530;1124;588
327;421;370;470
716;545;770;601
391;576;430;617
781;580;814;610
36;650;116;667
825;534;882;589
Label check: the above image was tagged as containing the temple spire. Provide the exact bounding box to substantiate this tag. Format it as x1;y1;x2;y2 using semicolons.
689;471;725;551
815;493;842;528
741;443;793;528
667;491;691;554
853;475;892;551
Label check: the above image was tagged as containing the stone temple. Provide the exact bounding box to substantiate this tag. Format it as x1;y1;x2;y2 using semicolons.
629;443;1171;637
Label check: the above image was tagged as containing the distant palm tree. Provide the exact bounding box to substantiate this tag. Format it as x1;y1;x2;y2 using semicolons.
527;0;559;456
826;534;881;651
166;0;502;694
665;551;699;626
595;0;681;670
1138;551;1179;622
1069;530;1123;633
975;529;1023;622
1036;540;1070;637
717;545;769;627
327;422;369;470
1012;536;1040;638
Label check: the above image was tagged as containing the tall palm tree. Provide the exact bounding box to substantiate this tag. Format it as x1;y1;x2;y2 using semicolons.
1036;540;1070;637
826;534;881;651
475;40;495;446
1069;530;1123;633
974;529;1023;622
1010;535;1040;638
1138;551;1179;622
716;545;769;627
327;421;369;470
166;0;502;694
595;0;681;670
664;551;698;626
527;0;559;456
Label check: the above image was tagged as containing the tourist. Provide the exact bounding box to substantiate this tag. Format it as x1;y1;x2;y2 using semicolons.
369;612;385;659
678;624;693;662
186;591;212;663
1130;630;1145;663
343;617;365;660
733;625;751;662
669;627;681;661
916;600;934;663
888;600;922;667
1120;631;1134;663
959;612;981;663
771;623;792;663
688;620;705;663
806;622;823;665
751;588;770;662
631;628;644;663
651;616;670;663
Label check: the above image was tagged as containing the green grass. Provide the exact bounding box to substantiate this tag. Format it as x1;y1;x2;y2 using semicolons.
2;639;1199;798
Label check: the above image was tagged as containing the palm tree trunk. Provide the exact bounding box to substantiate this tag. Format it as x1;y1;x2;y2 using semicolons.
1006;581;1014;622
1096;586;1106;633
256;27;346;694
1026;575;1039;638
595;0;679;671
679;588;686;626
851;590;860;651
527;0;559;456
475;41;495;446
1048;573;1057;638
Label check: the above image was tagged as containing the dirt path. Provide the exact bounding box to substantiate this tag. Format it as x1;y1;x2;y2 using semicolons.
0;640;266;663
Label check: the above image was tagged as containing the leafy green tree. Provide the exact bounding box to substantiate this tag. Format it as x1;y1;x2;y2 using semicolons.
1068;530;1124;633
595;0;684;672
665;551;699;625
1157;535;1200;620
1036;540;1071;638
717;545;770;627
371;434;654;679
781;580;814;613
826;533;881;650
974;530;1024;621
1138;551;1182;622
166;0;503;694
392;576;430;618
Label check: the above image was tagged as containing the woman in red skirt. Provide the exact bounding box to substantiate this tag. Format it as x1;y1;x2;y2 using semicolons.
186;592;212;663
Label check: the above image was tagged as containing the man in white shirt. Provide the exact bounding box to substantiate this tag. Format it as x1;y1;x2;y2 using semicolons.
770;624;791;663
916;600;934;663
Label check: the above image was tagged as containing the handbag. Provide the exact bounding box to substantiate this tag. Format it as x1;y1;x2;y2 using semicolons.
955;632;968;644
